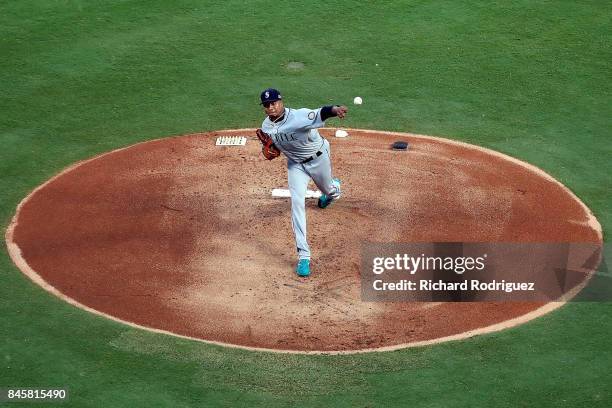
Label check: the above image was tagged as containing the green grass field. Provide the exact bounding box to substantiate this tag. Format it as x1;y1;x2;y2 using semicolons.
1;1;610;406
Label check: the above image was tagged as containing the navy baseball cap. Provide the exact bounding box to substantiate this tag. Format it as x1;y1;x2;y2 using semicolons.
260;88;282;105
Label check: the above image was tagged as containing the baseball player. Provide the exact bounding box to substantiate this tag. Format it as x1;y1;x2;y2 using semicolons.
256;88;348;277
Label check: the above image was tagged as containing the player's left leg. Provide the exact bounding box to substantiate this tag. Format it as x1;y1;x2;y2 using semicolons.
287;159;312;264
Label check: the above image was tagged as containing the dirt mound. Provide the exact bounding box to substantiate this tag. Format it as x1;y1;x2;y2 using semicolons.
6;129;601;352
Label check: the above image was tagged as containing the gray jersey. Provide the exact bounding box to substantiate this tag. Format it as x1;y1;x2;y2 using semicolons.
261;107;326;163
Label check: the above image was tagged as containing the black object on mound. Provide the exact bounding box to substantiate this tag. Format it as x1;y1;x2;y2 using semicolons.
392;141;409;150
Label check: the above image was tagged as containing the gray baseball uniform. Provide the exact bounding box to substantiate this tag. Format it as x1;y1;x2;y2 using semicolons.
261;107;341;260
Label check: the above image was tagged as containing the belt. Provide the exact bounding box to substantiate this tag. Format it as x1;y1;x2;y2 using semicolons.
301;150;323;164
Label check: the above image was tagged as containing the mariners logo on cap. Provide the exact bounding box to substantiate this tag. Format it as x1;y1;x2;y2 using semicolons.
260;88;282;105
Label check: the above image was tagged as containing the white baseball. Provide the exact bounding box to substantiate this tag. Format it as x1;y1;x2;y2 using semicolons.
353;96;363;105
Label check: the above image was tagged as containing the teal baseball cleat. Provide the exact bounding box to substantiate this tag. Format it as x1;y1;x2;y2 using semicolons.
318;178;341;209
296;259;311;277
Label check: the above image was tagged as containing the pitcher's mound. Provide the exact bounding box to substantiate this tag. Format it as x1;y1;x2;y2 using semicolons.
6;129;601;353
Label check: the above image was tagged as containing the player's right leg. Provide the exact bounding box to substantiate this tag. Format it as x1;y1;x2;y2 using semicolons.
317;178;341;209
287;160;312;276
307;139;341;208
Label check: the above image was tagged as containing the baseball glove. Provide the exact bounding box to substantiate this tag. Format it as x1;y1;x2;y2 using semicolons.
255;129;281;160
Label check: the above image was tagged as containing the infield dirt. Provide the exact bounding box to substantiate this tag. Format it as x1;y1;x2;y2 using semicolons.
7;129;601;352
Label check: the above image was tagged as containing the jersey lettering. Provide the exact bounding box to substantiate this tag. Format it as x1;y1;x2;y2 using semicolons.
273;132;298;142
261;107;326;163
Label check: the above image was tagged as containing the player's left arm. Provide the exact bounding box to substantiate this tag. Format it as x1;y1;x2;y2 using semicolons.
255;128;281;160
